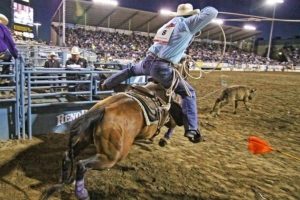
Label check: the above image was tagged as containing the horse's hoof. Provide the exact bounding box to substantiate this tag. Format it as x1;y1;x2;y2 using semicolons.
75;188;89;200
75;179;89;200
159;138;169;147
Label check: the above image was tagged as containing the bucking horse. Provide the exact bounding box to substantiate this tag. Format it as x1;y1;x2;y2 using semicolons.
41;80;185;200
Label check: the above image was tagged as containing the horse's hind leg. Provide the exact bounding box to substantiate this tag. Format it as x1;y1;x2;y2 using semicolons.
75;154;117;200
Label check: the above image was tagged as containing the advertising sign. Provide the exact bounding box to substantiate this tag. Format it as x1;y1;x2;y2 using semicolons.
13;2;34;38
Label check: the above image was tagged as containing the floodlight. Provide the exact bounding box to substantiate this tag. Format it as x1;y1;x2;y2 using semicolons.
33;22;41;27
212;18;224;25
160;9;173;16
243;25;256;31
266;0;284;6
93;0;118;6
32;22;42;39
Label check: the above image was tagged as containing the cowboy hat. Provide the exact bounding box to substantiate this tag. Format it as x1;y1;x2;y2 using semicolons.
71;46;81;55
172;3;200;17
49;52;57;57
0;14;9;25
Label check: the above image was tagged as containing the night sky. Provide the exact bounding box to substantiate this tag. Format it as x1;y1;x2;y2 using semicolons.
28;0;300;41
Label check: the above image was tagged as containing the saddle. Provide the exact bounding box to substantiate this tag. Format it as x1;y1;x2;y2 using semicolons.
126;84;184;126
127;85;165;124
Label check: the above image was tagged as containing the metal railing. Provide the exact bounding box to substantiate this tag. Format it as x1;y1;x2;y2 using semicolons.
0;59;21;139
1;56;147;140
21;66;121;139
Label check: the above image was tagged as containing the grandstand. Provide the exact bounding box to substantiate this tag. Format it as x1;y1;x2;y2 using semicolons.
49;0;288;71
51;0;260;43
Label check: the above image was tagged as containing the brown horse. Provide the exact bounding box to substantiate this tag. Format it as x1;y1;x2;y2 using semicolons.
41;82;182;200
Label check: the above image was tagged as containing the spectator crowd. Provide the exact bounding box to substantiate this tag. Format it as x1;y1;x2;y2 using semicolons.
66;28;151;60
65;27;283;65
282;46;300;66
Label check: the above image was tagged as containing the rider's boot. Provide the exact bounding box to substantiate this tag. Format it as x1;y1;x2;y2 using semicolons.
184;129;203;143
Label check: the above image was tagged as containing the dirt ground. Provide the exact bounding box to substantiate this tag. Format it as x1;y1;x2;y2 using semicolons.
0;71;299;200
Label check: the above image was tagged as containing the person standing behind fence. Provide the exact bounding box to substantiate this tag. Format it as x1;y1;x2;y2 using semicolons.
65;47;88;92
66;47;87;68
44;52;60;68
0;14;18;74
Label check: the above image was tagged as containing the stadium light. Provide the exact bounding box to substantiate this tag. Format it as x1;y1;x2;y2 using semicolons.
265;0;284;59
33;22;42;39
212;18;224;25
160;9;174;16
243;24;256;31
92;0;118;6
266;0;284;6
33;22;41;27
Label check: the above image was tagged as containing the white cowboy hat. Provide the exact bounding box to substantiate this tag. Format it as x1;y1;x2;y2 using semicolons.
172;3;200;17
71;46;81;55
0;14;9;25
49;52;57;57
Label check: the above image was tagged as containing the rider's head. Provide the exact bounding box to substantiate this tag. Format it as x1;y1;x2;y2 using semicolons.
174;3;200;18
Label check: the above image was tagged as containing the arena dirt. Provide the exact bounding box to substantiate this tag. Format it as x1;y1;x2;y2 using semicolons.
0;71;299;200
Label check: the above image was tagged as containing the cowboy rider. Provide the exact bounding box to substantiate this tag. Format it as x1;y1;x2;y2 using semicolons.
101;3;218;143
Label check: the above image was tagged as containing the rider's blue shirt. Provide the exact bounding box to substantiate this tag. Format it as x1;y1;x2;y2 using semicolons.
148;7;218;64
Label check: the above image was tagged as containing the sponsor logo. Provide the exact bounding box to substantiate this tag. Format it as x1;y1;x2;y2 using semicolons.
14;24;33;32
56;110;87;126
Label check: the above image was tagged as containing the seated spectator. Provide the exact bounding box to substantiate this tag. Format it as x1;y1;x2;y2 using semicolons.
0;14;18;74
66;46;87;68
44;52;60;68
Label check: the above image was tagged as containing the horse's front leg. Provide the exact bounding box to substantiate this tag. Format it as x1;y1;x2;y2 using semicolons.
75;154;117;200
159;127;175;147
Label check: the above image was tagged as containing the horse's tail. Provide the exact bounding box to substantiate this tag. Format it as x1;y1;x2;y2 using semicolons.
67;108;105;181
69;108;105;142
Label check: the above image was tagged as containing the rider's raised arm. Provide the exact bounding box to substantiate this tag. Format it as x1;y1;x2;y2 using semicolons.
184;6;218;35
